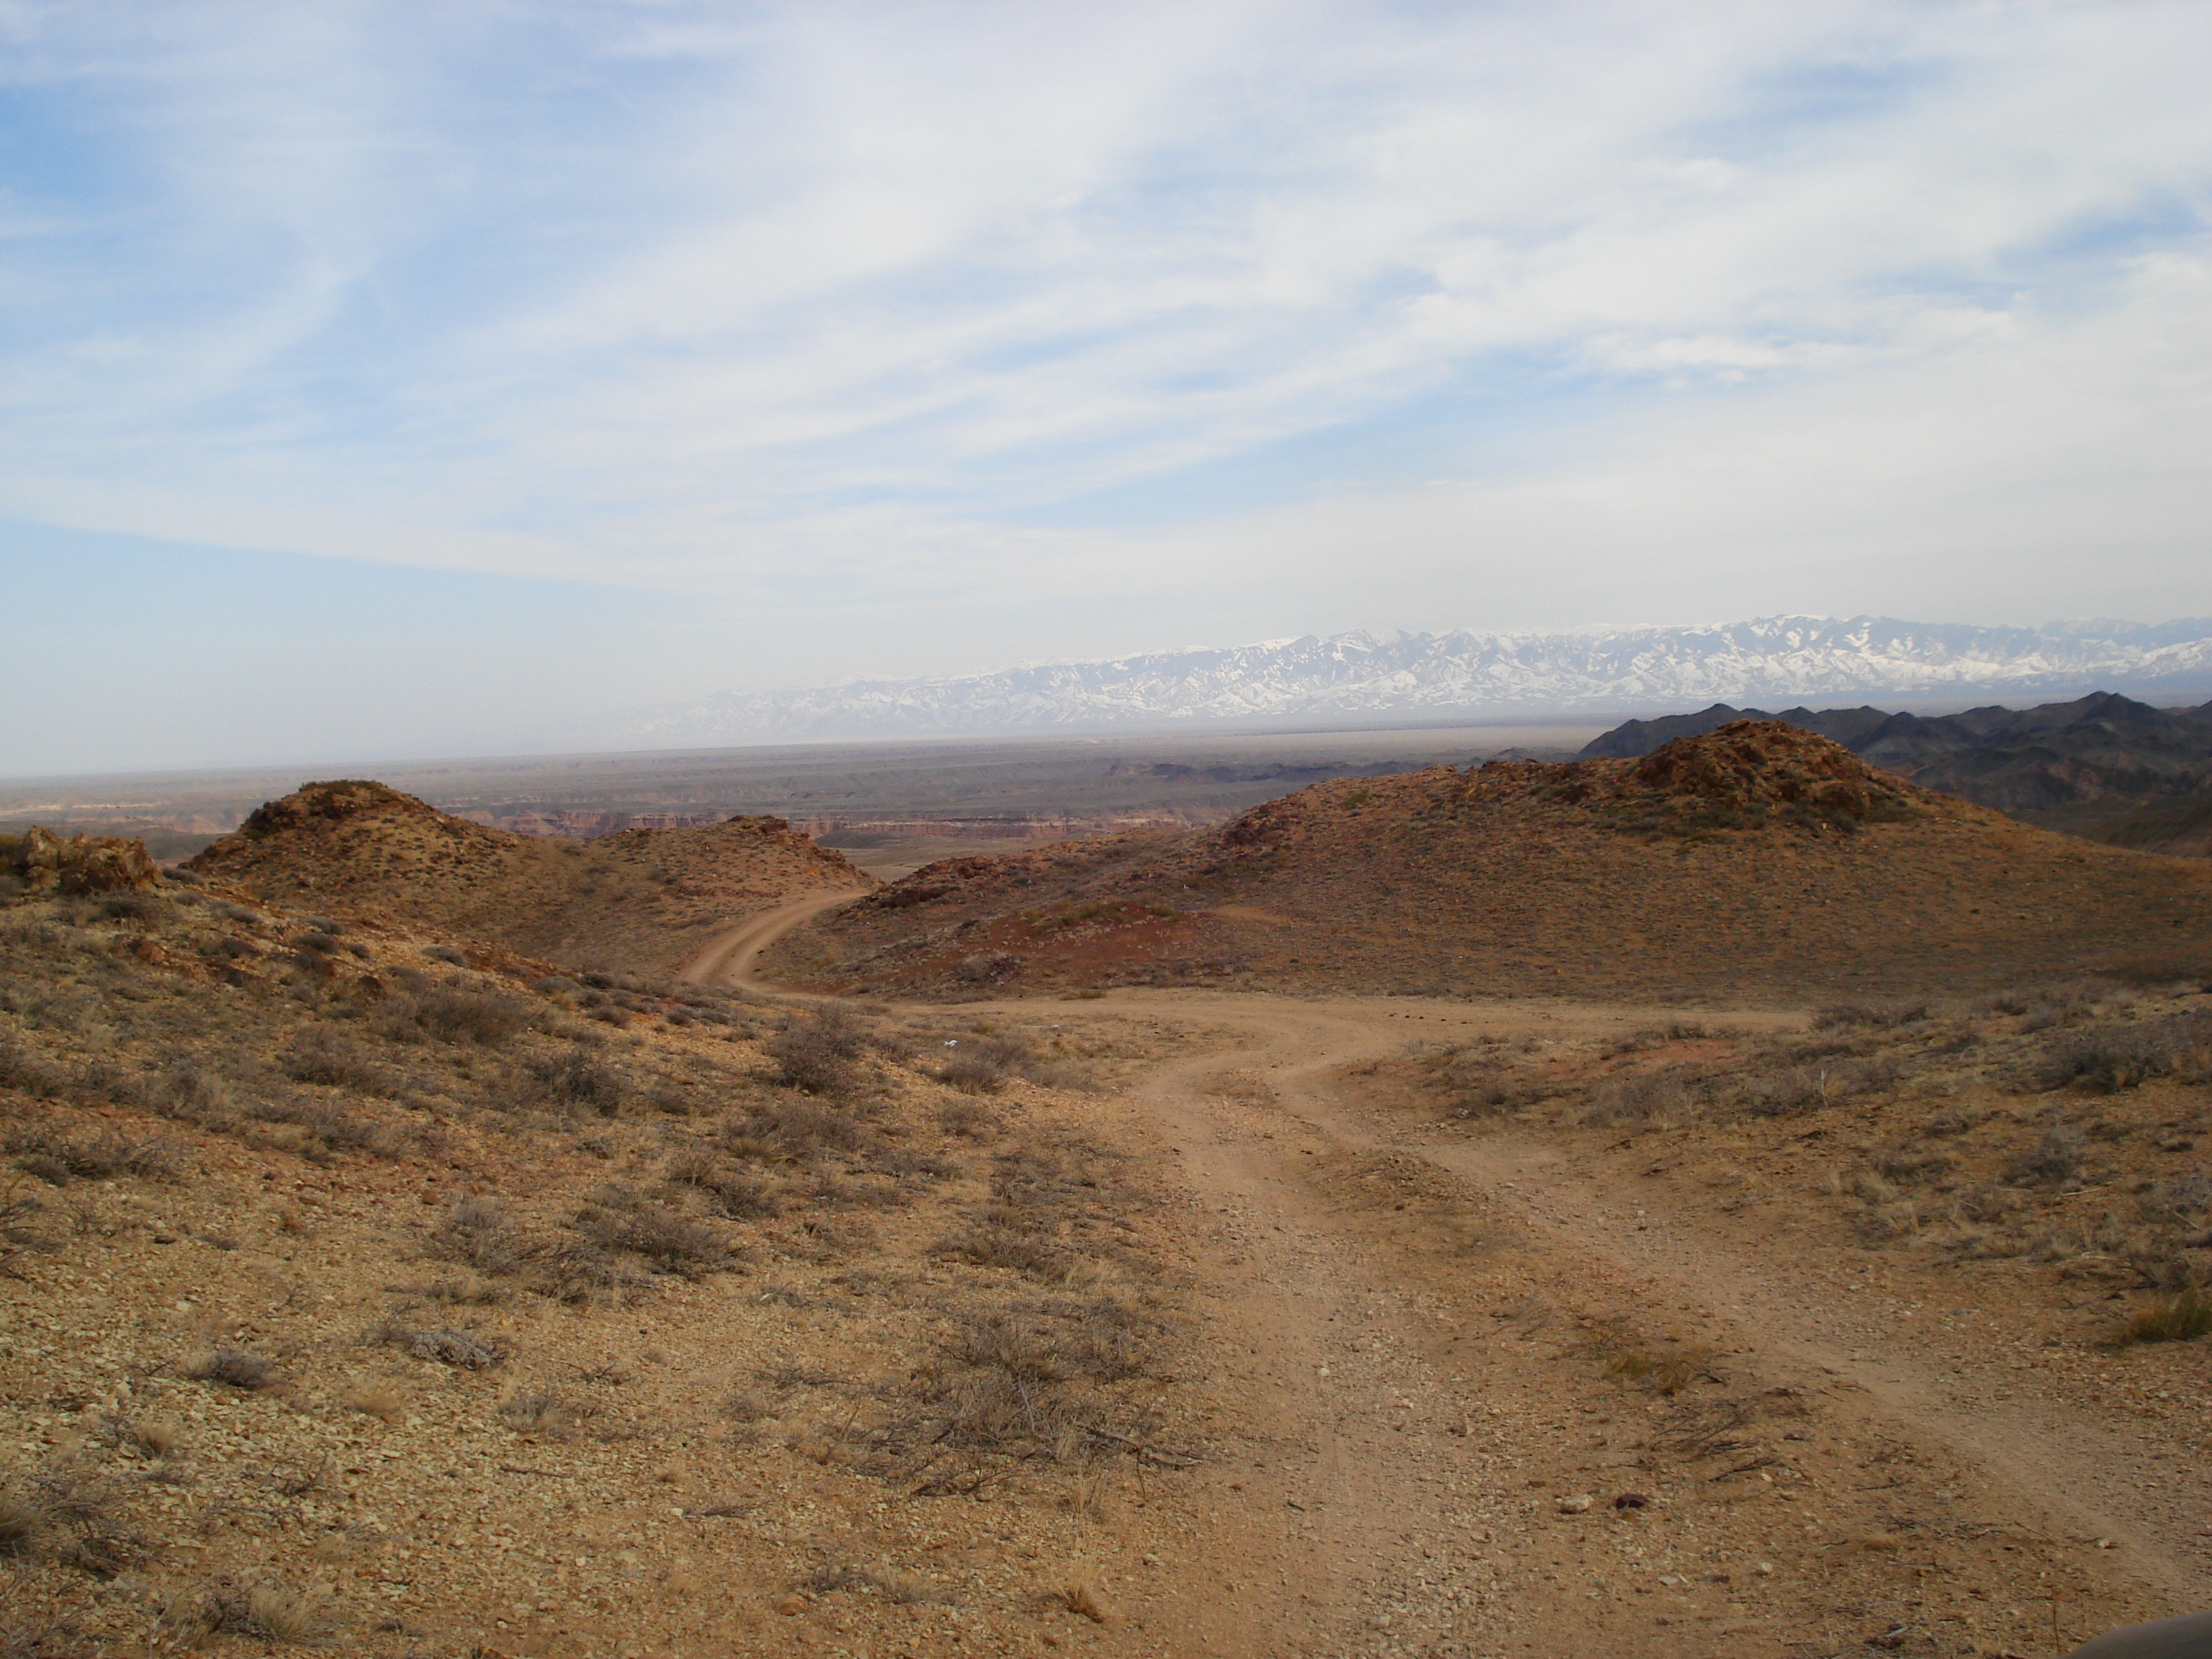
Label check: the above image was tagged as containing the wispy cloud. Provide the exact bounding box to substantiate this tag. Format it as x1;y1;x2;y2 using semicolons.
1;0;2208;704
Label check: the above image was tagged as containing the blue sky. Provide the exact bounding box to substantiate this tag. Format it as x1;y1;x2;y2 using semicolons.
4;1;2211;773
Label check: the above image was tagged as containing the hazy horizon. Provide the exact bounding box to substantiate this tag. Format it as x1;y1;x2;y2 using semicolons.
6;610;2211;786
5;3;2211;774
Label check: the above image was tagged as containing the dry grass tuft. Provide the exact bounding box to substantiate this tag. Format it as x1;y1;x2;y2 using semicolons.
2121;1287;2212;1345
497;1390;578;1439
1581;1320;1717;1395
343;1378;407;1421
1053;1570;1111;1623
194;1578;326;1645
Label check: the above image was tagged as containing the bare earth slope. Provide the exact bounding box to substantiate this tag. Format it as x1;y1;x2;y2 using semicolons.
761;721;2212;1002
186;779;875;974
8;839;2211;1657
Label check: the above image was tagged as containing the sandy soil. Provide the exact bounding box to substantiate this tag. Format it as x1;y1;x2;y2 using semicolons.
4;874;2199;1658
706;914;2210;1658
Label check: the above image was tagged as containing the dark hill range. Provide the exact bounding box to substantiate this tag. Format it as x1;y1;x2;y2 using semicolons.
1583;691;2212;855
757;721;2212;1003
186;778;873;972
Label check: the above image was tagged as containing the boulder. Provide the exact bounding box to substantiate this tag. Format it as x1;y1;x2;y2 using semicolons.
2;827;161;894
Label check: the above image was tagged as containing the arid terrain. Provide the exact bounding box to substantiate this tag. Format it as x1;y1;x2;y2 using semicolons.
3;724;2210;1658
183;781;875;976
1;723;1593;855
760;723;2212;1002
1585;693;2212;860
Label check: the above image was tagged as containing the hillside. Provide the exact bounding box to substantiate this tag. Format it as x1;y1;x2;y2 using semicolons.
759;721;2212;1002
1583;691;2212;838
9;814;2211;1654
0;852;1244;1657
185;780;875;973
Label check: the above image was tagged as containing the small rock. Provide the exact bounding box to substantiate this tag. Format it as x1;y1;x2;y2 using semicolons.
1556;1494;1594;1514
774;1594;809;1616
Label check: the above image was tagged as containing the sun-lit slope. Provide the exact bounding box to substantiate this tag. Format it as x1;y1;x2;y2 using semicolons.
186;779;875;973
761;721;2212;1001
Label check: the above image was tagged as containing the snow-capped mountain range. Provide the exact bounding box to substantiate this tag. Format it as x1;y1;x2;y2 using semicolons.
568;616;2212;747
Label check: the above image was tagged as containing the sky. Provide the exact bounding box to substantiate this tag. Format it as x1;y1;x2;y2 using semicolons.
4;0;2211;773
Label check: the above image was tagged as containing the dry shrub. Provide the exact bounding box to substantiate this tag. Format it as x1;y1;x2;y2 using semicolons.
1813;998;1930;1030
1419;1043;1550;1118
665;1148;783;1218
938;1099;992;1138
1993;978;2124;1028
93;1413;179;1458
867;1290;1172;1496
2136;1170;2212;1226
7;1129;180;1186
279;1025;391;1092
194;1578;326;1644
0;1042;70;1102
767;1011;868;1094
1650;1398;1758;1457
571;1189;731;1277
151;1064;236;1130
2121;1287;2212;1344
1740;1064;1838;1117
192;1349;276;1390
424;1197;529;1275
2042;1010;2212;1092
719;1391;774;1424
381;986;535;1047
424;1197;623;1303
935;1223;1064;1279
1872;1150;1951;1187
1581;1320;1715;1395
245;1094;395;1160
938;1046;1016;1095
1583;1066;1696;1126
498;1390;577;1438
731;1097;874;1159
372;1321;505;1368
2002;1125;2085;1187
513;1044;624;1116
0;1468;143;1578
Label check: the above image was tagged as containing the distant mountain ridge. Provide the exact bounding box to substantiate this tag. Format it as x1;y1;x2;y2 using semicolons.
569;616;2212;747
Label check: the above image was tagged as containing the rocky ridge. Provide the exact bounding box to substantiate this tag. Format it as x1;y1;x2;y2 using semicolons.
186;780;875;974
1586;692;2212;859
761;722;2212;1002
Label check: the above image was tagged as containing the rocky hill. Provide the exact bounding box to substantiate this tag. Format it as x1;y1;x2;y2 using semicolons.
760;721;2212;1002
1584;691;2212;855
186;779;874;972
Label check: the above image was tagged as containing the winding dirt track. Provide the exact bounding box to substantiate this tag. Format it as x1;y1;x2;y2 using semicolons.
693;907;2211;1659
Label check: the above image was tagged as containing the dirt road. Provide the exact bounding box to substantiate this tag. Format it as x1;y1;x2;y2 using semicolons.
699;914;2208;1658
